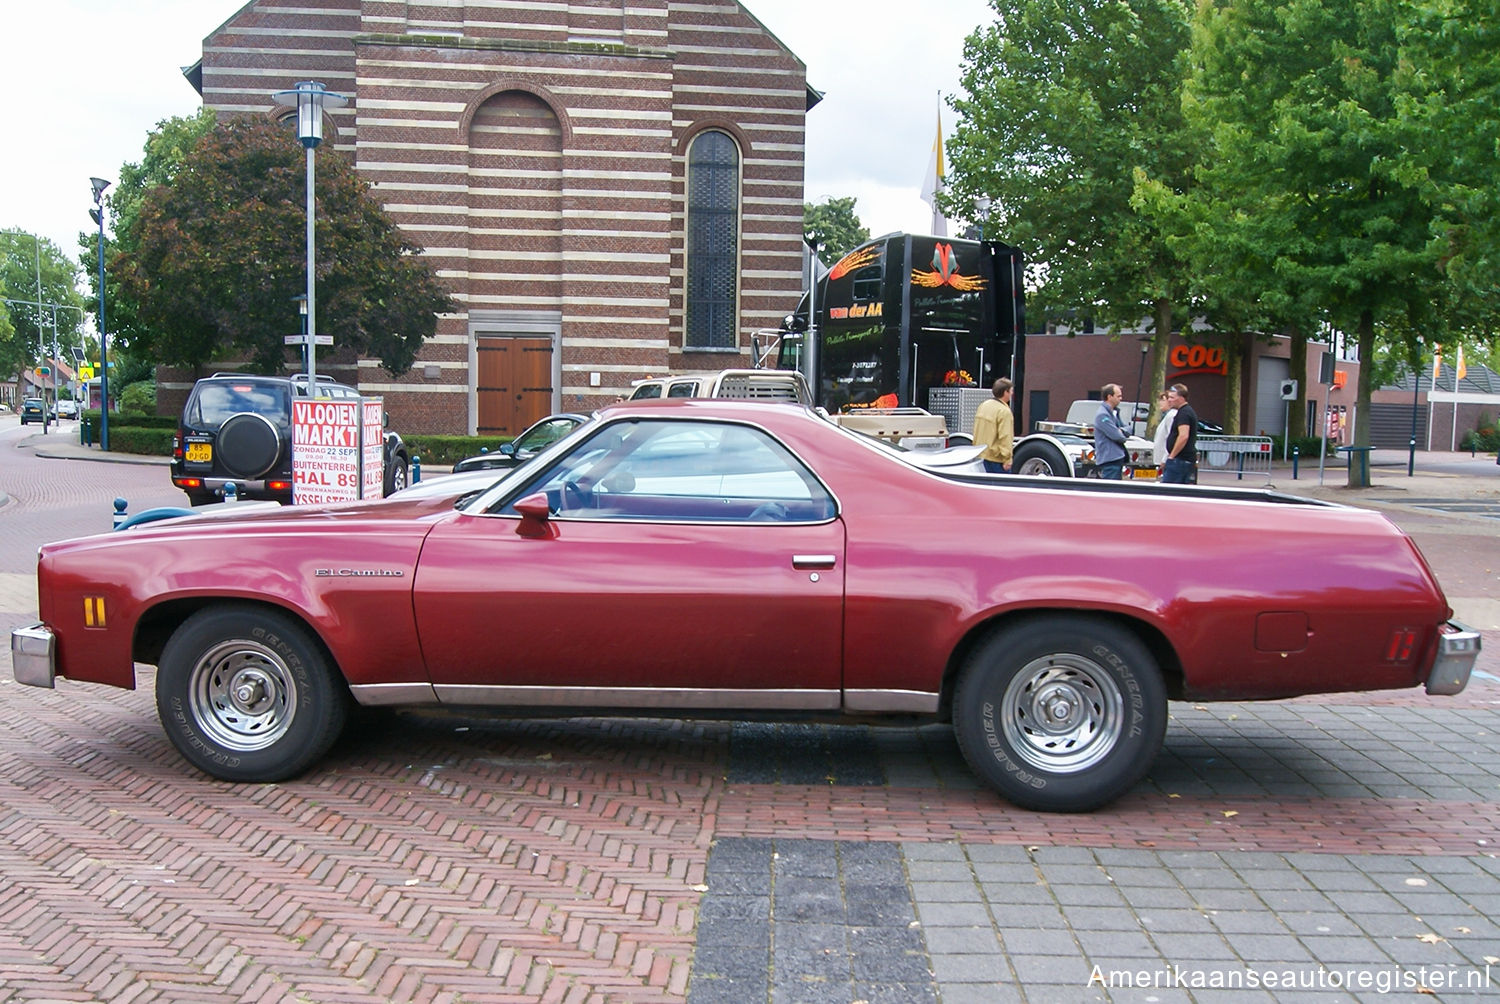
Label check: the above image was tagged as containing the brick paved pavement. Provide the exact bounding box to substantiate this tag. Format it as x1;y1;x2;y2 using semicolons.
3;421;1499;1002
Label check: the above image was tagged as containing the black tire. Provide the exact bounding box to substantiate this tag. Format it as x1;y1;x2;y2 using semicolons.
953;615;1167;812
1012;441;1070;477
385;456;409;497
155;605;350;782
217;413;282;479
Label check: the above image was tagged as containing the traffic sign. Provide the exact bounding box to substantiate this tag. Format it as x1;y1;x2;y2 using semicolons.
285;335;333;346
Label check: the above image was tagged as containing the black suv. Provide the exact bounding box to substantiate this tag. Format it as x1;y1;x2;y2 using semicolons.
171;373;409;505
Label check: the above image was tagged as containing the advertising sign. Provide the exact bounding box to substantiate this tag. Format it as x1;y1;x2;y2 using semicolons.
292;397;383;505
362;398;384;500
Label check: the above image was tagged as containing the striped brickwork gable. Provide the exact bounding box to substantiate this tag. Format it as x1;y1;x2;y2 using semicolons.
191;0;807;433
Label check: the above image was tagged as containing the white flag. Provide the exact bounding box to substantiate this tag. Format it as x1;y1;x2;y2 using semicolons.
920;106;952;237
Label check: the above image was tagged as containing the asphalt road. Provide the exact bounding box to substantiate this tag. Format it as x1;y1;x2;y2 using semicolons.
3;414;1499;1003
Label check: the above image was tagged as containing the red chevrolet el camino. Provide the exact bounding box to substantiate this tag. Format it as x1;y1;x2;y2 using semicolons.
11;400;1480;812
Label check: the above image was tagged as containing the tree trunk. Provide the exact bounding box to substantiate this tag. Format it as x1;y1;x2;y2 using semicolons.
1348;308;1375;488
1288;324;1307;439
1222;330;1242;436
1144;297;1173;437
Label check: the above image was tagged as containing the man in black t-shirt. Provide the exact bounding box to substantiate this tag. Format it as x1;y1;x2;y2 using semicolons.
1161;383;1198;484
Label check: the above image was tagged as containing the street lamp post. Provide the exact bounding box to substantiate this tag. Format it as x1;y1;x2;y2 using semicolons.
90;177;111;451
272;81;347;385
1133;339;1151;435
974;196;991;242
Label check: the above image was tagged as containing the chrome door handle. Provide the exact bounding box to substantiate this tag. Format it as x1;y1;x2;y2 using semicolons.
792;554;837;569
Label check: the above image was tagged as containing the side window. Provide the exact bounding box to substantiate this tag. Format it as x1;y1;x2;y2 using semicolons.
685;129;740;349
851;264;883;303
630;384;663;400
503;420;835;523
666;381;700;398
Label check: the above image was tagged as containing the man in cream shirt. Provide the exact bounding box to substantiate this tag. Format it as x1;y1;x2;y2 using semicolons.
973;377;1014;473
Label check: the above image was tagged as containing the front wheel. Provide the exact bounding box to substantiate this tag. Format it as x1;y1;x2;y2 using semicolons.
156;605;350;782
953;615;1167;812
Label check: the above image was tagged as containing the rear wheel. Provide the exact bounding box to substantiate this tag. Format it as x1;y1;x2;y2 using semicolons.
1012;441;1070;477
385;456;409;496
953;615;1167;812
156;605;349;782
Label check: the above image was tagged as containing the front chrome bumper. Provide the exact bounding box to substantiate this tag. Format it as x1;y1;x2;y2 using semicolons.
1426;620;1481;696
11;623;56;689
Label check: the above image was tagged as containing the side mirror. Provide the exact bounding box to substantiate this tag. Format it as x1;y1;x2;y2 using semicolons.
513;492;556;538
499;443;516;456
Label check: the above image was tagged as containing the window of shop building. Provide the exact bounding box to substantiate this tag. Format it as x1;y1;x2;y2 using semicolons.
685;130;740;349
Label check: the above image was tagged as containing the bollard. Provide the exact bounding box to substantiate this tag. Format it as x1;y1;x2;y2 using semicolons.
223;482;238;503
479;447;489;455
112;498;128;529
80;416;92;447
412;455;422;483
1291;446;1299;480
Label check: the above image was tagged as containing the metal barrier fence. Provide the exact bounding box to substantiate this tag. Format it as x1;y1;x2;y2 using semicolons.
1196;436;1274;484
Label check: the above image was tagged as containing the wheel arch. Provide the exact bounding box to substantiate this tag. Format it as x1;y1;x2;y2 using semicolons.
134;597;343;684
936;608;1185;721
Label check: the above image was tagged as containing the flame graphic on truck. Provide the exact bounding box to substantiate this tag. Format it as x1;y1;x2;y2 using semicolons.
911;243;987;291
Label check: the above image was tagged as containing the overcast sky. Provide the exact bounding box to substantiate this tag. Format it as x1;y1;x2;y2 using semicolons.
1;0;994;267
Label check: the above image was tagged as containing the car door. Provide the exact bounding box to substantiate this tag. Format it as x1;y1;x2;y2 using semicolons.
413;417;845;710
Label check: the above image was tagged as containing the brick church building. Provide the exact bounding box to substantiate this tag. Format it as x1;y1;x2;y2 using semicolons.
177;1;813;435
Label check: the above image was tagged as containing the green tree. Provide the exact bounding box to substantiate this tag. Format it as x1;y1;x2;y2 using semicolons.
84;109;217;364
1;231;86;394
803;197;870;260
946;0;1198;398
115;117;455;375
1172;0;1459;486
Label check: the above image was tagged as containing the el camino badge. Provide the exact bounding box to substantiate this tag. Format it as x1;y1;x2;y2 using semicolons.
314;568;405;578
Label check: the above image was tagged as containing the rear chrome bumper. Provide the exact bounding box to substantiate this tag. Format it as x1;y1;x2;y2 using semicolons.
11;623;56;689
1426;620;1481;696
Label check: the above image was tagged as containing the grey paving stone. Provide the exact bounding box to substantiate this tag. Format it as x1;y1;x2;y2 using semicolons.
1142;931;1238;960
844;886;917;927
774;886;848;925
1067;906;1145;932
1008;952;1092;984
687;970;770;1004
1299;935;1397;965
901;841;968;863
970;861;1041;885
696;916;771;948
699;894;771;925
916;901;995;927
928;952;1013;983
849;946;931;984
1276;912;1365;937
973;902;1066;928
1188;889;1263;911
774;839;840;878
910;879;984;903
1120;885;1198;910
935;983;1024;1004
920;926;1000;954
905;859;974;882
853;980;938;1004
706;836;774;873
962;844;1033;864
1104;865;1182;888
1207;910;1291;935
1257;889;1338;912
1073;929;1158;958
1218;932;1316;963
1135;909;1216;934
705;869;773;896
692;943;771;980
1052;881;1129;907
997;927;1078;955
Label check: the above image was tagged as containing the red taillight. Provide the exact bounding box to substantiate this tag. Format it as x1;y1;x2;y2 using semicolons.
175;477;202;489
267;480;291;492
172;430;184;461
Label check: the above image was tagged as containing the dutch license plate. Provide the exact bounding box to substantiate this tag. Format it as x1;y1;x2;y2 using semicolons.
1132;467;1157;480
186;443;212;463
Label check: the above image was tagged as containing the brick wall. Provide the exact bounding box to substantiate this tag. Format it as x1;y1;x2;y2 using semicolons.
188;0;809;433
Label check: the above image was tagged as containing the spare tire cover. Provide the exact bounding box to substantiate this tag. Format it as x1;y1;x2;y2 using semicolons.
217;413;282;479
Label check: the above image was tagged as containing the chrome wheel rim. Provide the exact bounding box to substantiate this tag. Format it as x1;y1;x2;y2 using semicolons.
390;463;408;492
1015;457;1057;477
1000;654;1124;773
188;639;297;752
